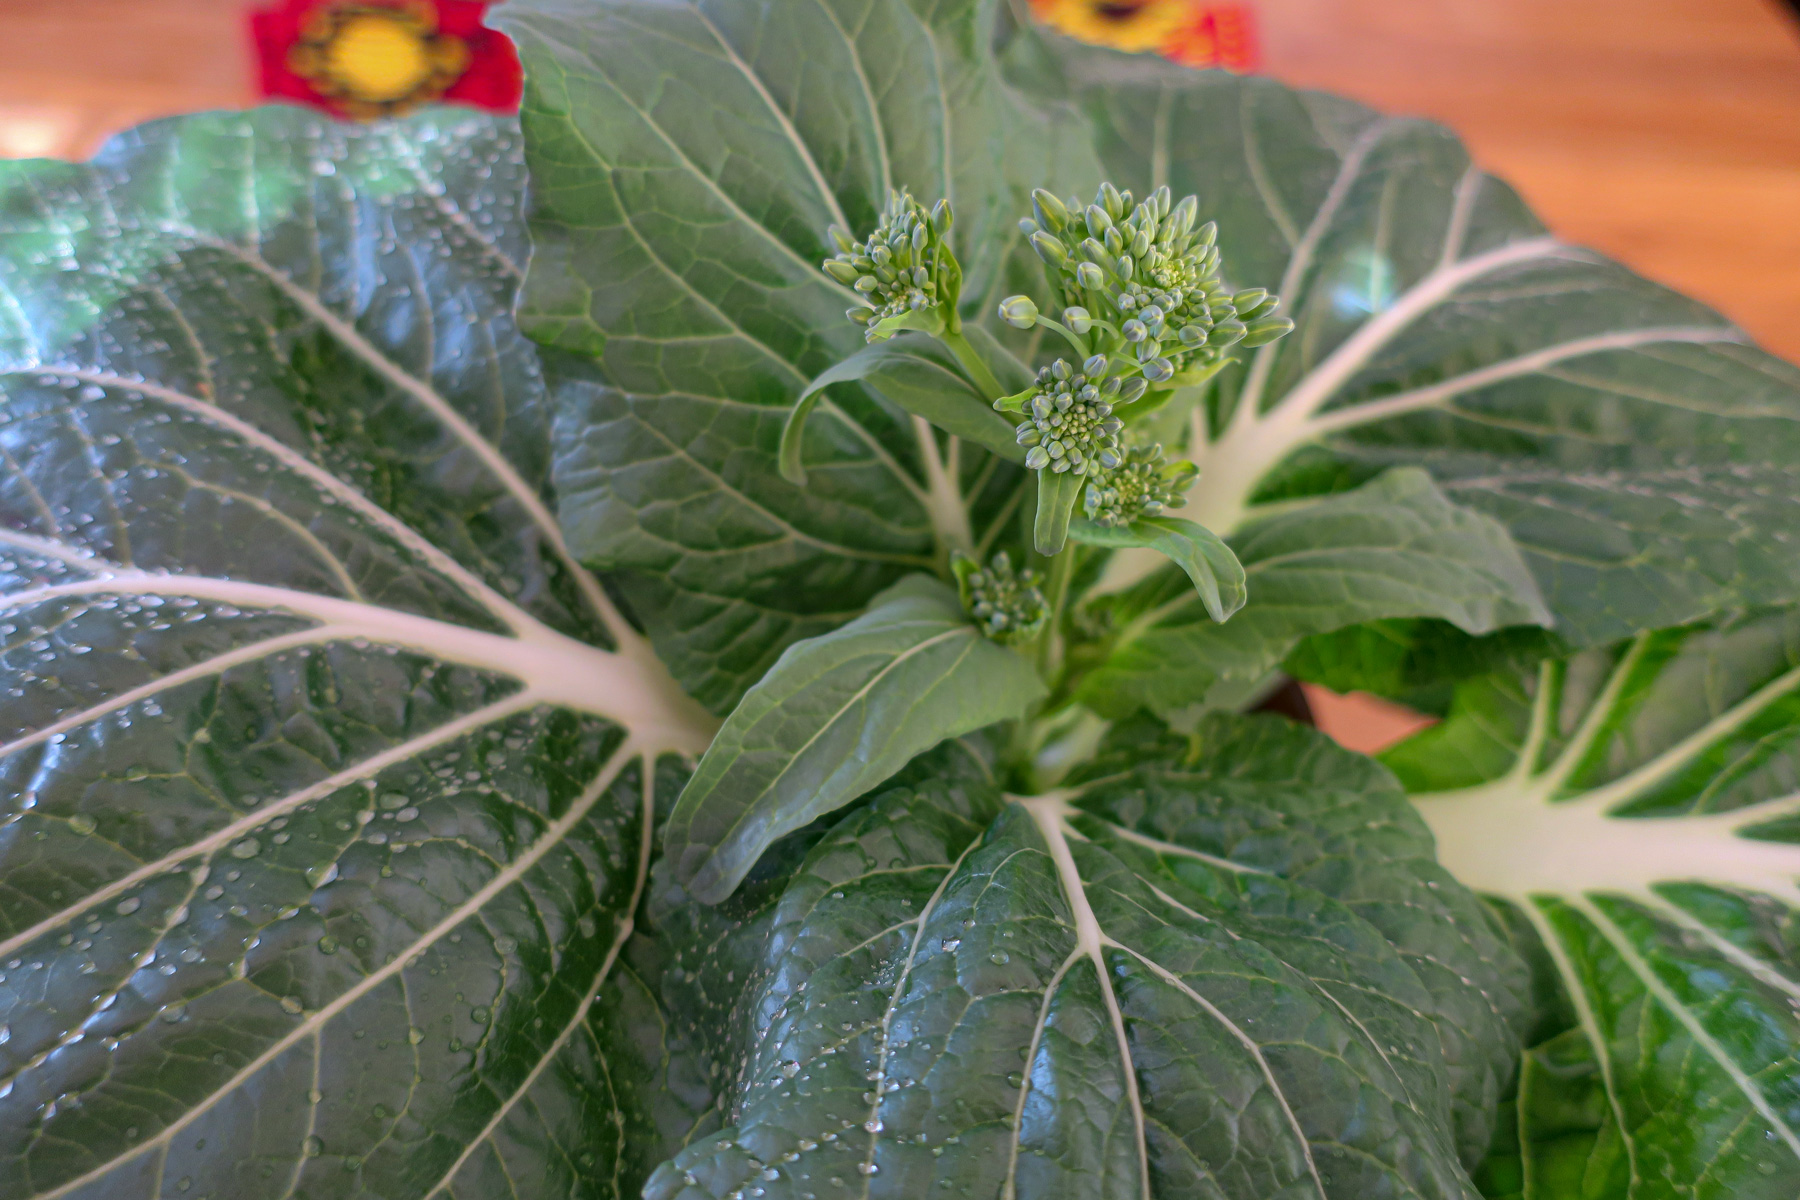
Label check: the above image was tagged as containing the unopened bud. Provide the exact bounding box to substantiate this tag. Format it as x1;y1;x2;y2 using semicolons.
997;295;1040;329
1242;316;1296;347
1030;231;1068;267
1032;188;1069;233
1063;306;1092;333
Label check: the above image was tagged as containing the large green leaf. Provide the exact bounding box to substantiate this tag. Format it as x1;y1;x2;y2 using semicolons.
1078;467;1551;717
664;574;1045;903
0;110;717;1200
1396;612;1800;1198
499;0;1096;712
1019;41;1800;647
642;715;1530;1199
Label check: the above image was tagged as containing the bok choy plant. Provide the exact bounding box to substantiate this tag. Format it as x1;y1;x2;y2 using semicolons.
0;1;1796;1198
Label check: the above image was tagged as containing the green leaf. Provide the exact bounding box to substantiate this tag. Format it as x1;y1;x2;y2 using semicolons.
0;109;718;1200
1003;40;1800;649
1079;467;1552;717
664;575;1045;904
499;0;1084;715
1032;468;1083;554
1398;611;1800;1198
779;336;1024;486
1071;515;1247;623
644;714;1531;1198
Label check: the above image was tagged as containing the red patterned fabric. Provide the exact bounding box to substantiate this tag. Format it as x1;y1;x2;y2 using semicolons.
250;0;522;120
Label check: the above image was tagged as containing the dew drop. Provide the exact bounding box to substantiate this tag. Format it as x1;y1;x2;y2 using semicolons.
304;1136;324;1156
115;896;142;916
280;996;304;1015
988;951;1009;965
306;862;339;889
230;838;261;859
67;814;95;836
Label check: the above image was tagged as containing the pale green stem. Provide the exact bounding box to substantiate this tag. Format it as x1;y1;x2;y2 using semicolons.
939;328;1005;402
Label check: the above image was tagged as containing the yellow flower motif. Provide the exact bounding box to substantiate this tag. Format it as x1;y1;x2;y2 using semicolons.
1031;0;1194;54
288;1;471;117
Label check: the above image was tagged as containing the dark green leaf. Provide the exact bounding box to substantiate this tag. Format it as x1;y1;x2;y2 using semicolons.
1032;468;1083;554
1079;467;1551;717
0;109;717;1200
645;714;1530;1198
500;0;1089;713
1071;515;1246;623
1396;611;1800;1198
1014;40;1800;647
665;575;1045;904
780;336;1023;486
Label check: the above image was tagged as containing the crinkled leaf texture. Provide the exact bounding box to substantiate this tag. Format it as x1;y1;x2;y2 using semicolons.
665;575;1046;904
1017;38;1800;649
1395;612;1800;1199
499;0;1091;713
644;715;1530;1199
0;109;717;1199
504;0;1800;720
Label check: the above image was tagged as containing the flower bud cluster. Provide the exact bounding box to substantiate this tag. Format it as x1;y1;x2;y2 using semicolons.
955;552;1048;643
824;189;957;341
1082;442;1199;527
1021;182;1293;376
999;359;1129;476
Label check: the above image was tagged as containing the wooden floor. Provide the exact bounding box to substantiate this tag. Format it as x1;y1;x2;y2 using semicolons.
0;0;1795;751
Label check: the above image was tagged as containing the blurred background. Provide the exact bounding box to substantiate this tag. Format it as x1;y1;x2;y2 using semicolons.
0;0;1794;749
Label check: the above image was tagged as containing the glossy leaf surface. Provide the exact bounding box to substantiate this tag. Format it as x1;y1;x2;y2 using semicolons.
665;575;1045;904
1397;613;1800;1199
647;716;1529;1199
0;109;715;1200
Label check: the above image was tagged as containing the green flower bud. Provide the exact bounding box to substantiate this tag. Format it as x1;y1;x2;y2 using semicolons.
1016;180;1291;375
954;551;1049;643
1231;288;1268;313
998;295;1040;329
1242;316;1297;347
847;306;875;324
1084;353;1109;376
1210;319;1247;347
823;189;961;341
1241;295;1281;320
1142;357;1175;382
1032;188;1070;233
1064;306;1092;333
932;198;953;233
1083;442;1200;527
1008;360;1125;481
